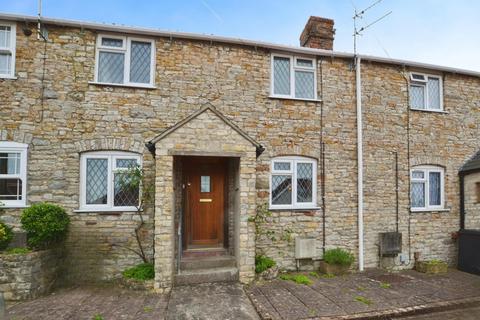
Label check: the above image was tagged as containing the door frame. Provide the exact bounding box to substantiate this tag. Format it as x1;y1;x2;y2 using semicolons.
182;156;228;250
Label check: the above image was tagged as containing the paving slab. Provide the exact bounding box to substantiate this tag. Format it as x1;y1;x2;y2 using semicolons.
166;282;259;320
247;269;480;320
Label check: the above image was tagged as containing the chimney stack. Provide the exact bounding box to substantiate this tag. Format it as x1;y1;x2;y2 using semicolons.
300;16;335;50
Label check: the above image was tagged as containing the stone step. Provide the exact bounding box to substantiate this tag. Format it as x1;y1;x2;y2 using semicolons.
182;248;227;258
180;255;236;271
175;267;239;286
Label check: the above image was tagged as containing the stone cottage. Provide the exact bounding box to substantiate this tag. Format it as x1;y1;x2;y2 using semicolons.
1;12;480;292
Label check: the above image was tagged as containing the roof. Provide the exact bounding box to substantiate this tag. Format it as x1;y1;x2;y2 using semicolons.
148;103;264;154
2;12;480;78
460;149;480;174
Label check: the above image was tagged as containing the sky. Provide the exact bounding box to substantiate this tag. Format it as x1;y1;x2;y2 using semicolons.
1;0;480;71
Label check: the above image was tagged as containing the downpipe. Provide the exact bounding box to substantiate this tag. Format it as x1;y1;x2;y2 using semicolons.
356;56;364;272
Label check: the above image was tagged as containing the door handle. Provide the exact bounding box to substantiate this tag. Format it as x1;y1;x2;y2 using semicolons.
199;199;212;202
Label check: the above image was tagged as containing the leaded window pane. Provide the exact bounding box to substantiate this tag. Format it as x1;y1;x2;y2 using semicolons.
130;41;151;84
86;159;108;205
271;175;292;205
274;162;291;171
428;78;441;110
273;57;290;95
410;84;425;109
101;37;123;48
412;170;424;179
429;172;441;206
297;163;313;203
411;181;425;208
296;59;313;68
116;158;138;168
98;51;125;84
295;70;314;99
0;178;22;200
0;53;11;75
114;173;139;207
0;26;11;48
0;152;20;174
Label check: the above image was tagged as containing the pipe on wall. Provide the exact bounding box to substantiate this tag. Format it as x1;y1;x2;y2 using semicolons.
355;56;364;272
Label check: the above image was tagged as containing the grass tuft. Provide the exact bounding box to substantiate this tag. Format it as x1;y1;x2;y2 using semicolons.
4;247;32;255
255;255;276;274
380;282;391;289
355;296;373;305
280;274;312;285
122;263;154;281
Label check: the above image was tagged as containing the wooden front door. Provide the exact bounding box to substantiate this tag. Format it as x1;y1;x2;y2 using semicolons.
184;157;226;248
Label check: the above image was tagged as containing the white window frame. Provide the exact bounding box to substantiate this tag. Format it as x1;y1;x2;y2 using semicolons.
410;165;445;212
79;151;142;212
94;34;156;87
409;72;443;111
0;141;28;208
270;54;318;101
0;21;16;79
269;156;317;210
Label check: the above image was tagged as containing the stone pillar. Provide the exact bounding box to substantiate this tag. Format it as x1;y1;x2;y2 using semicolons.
154;152;175;292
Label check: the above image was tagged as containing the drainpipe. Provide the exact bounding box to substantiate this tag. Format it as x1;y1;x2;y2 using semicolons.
356;56;364;272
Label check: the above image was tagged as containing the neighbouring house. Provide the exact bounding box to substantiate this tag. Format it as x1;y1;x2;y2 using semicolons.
1;12;480;292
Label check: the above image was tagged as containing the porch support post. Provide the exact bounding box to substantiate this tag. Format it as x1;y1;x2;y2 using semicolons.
154;152;175;292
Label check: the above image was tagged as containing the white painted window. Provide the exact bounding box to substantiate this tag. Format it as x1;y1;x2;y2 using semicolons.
270;156;317;209
409;72;443;111
271;54;317;100
410;166;444;211
0;142;27;207
94;34;155;87
79;151;141;211
0;22;16;78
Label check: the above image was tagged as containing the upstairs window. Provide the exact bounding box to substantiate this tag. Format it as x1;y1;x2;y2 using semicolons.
95;35;155;87
410;166;444;211
0;142;27;207
409;72;442;111
79;151;141;211
0;22;16;78
270;157;317;209
271;54;317;100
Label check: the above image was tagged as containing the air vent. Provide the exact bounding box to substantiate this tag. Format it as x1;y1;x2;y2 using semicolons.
379;232;402;256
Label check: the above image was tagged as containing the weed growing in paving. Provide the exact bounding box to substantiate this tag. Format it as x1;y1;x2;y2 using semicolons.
4;247;31;255
255;255;276;274
143;306;153;312
122;263;154;281
92;315;104;320
309;271;320;278
280;274;312;285
322;273;336;279
356;286;366;291
354;296;373;305
380;282;391;289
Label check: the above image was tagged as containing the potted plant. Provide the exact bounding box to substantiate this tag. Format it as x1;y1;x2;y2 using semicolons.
415;259;448;274
319;248;354;275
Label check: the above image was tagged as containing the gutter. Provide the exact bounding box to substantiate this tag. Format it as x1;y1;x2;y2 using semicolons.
356;56;364;272
2;12;480;78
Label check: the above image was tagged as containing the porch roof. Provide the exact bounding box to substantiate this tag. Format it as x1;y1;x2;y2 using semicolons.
146;103;264;156
460;149;480;174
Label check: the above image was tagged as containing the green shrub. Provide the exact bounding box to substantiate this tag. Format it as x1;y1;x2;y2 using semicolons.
0;221;13;250
122;263;154;281
324;248;355;266
255;255;276;274
21;203;70;249
5;247;32;255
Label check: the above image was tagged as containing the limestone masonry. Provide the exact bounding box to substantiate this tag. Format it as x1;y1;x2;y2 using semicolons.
1;13;479;291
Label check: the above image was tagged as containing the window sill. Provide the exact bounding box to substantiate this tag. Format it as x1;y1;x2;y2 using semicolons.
0;204;29;209
88;81;156;89
269;206;321;211
0;76;18;80
269;95;322;103
410;108;448;114
74;208;140;213
410;208;450;213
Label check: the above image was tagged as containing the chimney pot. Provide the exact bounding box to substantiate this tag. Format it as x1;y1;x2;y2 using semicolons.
300;16;335;50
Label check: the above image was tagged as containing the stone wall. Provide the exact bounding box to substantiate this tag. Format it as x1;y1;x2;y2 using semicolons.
1;20;480;283
464;172;480;229
0;249;63;301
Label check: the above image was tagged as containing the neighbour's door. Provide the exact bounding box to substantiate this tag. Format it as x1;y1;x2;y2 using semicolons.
184;157;226;248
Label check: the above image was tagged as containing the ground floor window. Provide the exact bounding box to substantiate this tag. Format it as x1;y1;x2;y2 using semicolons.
410;165;444;211
270;156;317;209
0;141;28;207
79;151;141;211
